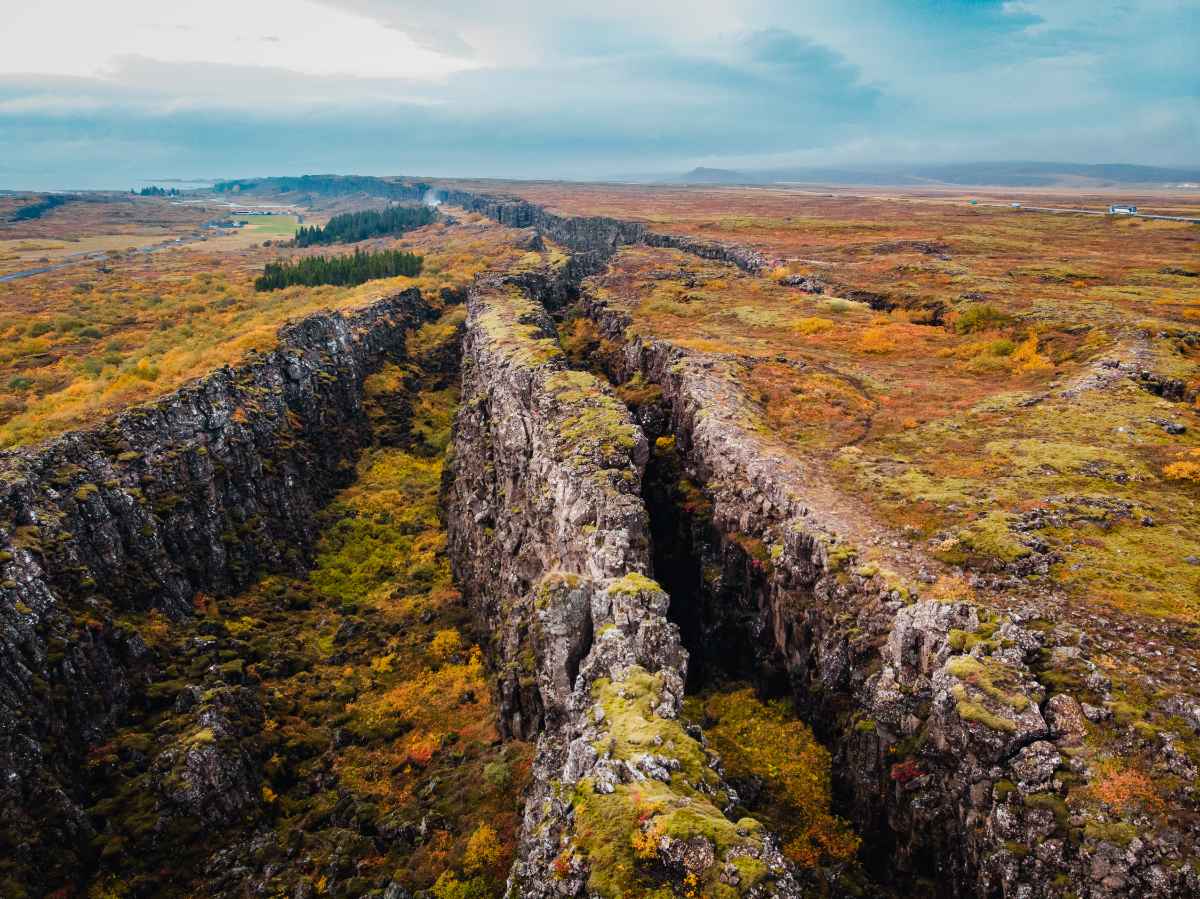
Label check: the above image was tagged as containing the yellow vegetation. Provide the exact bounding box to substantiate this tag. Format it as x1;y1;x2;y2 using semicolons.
689;687;860;869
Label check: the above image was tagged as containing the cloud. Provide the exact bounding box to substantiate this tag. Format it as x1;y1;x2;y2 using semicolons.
0;0;1196;188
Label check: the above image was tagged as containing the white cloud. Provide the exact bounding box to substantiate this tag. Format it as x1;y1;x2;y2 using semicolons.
3;0;476;80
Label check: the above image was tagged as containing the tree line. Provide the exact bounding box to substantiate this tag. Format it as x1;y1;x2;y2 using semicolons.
11;195;70;221
132;186;179;196
254;248;423;291
215;175;429;201
294;205;437;247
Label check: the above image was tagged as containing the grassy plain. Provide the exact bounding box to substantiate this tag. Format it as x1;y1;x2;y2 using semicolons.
0;194;217;275
0;202;526;447
561;186;1200;626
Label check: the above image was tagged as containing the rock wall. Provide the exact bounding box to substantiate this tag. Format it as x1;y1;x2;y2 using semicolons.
444;185;1199;899
445;272;803;897
438;188;773;275
577;291;1197;899
0;288;432;891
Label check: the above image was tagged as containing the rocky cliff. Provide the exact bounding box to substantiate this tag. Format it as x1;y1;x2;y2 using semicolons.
573;272;1197;899
445;271;803;897
441;185;1200;899
438;189;773;276
0;288;432;892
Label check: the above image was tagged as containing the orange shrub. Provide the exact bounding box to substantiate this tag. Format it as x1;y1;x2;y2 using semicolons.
857;325;896;354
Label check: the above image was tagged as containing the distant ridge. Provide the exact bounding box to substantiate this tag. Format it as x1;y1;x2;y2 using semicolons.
669;161;1200;188
678;167;753;184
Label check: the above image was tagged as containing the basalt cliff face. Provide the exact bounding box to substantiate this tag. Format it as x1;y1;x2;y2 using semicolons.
3;181;1197;898
445;272;803;897
0;289;432;892
440;187;1200;899
439;189;773;275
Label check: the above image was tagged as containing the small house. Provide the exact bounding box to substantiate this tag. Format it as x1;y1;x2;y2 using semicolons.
1108;204;1137;215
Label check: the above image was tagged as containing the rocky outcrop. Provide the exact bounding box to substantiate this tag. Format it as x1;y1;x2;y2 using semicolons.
0;288;432;893
576;289;1199;898
446;272;802;897
438;188;776;276
442;183;1200;899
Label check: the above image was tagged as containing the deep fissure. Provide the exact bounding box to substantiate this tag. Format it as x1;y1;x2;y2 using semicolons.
549;298;907;895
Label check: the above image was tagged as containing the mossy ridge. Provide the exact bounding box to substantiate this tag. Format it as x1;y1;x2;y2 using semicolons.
544;368;641;459
474;282;563;369
553;668;787;898
472;280;643;469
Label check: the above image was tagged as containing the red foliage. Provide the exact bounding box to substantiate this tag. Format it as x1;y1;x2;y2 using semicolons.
890;759;924;784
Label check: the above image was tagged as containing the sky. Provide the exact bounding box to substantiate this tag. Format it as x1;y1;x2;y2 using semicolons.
1;0;1197;189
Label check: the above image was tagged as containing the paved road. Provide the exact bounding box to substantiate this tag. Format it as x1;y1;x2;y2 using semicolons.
1;203;298;284
997;203;1200;224
0;235;201;283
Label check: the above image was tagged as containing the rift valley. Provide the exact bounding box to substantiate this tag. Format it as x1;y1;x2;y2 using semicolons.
0;176;1198;899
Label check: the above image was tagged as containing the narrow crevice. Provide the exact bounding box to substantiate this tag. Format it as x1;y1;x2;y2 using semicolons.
553;304;895;897
642;437;770;690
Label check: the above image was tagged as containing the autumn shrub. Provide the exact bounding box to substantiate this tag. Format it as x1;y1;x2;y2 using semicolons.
1087;760;1164;814
691;687;860;868
430;628;463;663
1009;330;1053;374
431;871;491;899
1163;454;1200;482
954;303;1009;334
793;316;835;335
857;325;896;354
463;824;503;874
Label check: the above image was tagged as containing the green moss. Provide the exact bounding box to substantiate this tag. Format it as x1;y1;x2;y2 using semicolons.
185;727;215;746
74;482;100;501
948;620;1000;653
593;669;709;788
946;655;1029;710
572;781;651;897
1083;820;1138;847
731;855;768;888
1024;792;1070;833
952;685;1017;733
656;804;745;854
545;369;640;456
953;512;1030;565
607;572;663;597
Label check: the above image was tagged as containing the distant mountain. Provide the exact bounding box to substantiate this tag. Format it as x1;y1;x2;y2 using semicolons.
677;167;754;184
667;162;1200;188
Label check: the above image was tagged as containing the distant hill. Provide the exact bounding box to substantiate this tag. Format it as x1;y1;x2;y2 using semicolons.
677;167;754;184
668;161;1200;188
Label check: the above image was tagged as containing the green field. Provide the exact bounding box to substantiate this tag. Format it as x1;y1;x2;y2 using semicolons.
233;213;301;238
